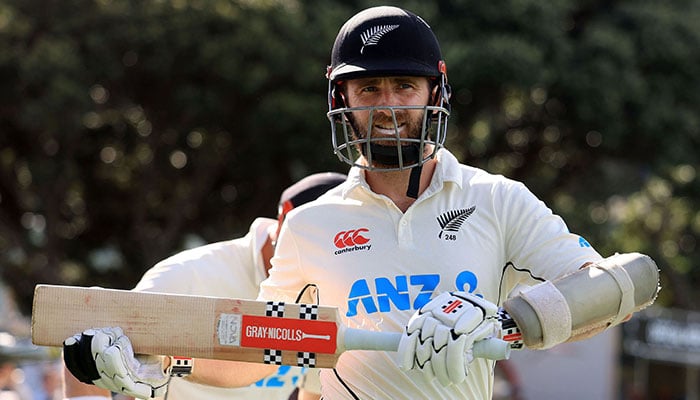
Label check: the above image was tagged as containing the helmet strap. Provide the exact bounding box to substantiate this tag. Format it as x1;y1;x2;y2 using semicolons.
406;164;422;199
362;143;423;199
363;143;420;167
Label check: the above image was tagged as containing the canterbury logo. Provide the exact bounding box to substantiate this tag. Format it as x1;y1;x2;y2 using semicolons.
333;229;372;255
437;206;476;239
334;229;370;248
360;24;399;54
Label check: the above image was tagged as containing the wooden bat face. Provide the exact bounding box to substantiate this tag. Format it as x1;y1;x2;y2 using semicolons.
32;285;345;368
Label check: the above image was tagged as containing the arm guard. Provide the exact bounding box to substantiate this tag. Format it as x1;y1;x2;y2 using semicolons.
503;252;660;349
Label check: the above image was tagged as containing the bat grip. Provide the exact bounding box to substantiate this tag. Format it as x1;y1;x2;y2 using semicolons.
343;328;511;360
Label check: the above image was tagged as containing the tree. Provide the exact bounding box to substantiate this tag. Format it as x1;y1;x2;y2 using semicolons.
0;0;344;313
431;0;700;308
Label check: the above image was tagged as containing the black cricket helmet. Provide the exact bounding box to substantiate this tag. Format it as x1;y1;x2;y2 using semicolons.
326;6;451;172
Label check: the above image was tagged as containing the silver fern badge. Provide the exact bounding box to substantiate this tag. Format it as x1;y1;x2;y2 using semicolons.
437;206;476;239
360;24;399;54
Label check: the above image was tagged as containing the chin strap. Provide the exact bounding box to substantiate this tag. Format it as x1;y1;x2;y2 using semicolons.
406;165;422;199
363;143;423;198
365;143;420;167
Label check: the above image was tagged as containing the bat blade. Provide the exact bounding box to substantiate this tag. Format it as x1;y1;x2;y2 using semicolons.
32;285;510;368
32;284;345;368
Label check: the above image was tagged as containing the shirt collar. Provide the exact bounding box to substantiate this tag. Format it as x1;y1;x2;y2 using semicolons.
434;148;463;189
339;167;365;199
340;148;463;199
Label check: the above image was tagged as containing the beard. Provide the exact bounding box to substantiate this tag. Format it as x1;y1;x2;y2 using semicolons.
347;108;428;169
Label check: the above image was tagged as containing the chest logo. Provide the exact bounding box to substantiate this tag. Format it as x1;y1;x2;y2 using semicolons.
333;228;372;255
437;206;476;239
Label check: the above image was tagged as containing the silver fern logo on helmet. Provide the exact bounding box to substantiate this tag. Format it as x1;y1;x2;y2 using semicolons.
360;24;399;54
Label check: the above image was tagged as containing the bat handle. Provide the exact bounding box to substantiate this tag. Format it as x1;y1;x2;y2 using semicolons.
343;328;511;360
471;337;512;360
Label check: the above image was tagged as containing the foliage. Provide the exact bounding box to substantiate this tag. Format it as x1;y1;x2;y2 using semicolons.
0;0;698;314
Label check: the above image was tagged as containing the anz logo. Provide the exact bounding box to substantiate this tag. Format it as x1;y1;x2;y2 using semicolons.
345;270;479;317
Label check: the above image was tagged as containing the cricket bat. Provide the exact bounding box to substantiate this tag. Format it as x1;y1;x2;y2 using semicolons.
31;284;509;368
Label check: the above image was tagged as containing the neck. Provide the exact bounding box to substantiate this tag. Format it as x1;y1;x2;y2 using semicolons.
365;158;437;212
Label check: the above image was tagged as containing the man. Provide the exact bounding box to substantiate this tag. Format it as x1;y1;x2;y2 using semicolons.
63;6;656;399
258;6;654;398
62;172;346;400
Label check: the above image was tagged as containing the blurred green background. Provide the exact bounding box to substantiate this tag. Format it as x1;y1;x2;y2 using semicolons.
0;0;698;319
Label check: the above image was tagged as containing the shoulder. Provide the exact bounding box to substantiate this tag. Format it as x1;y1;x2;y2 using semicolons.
438;149;527;193
156;240;240;266
284;181;355;218
134;218;276;293
134;240;238;291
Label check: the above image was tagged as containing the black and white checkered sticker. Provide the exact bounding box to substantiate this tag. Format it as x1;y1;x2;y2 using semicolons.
298;304;319;320
263;349;283;365
297;352;317;368
265;301;285;317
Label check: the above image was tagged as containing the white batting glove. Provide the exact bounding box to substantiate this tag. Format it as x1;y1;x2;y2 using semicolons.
397;291;500;386
64;327;170;399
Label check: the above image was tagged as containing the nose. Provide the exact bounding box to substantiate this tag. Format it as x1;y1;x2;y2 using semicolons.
377;88;402;107
371;91;401;120
373;105;394;119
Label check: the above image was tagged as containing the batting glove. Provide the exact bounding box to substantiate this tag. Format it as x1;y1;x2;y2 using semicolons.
397;291;500;386
64;327;191;399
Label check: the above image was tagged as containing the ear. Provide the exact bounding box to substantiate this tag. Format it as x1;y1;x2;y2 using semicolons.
430;84;440;106
331;82;348;122
332;81;347;108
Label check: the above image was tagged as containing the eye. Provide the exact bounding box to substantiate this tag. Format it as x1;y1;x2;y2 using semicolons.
360;85;378;93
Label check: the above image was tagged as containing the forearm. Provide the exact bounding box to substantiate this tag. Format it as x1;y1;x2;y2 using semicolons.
181;359;278;387
502;253;659;350
63;366;111;399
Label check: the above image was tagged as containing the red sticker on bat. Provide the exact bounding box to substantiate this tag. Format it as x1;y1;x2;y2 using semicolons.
240;315;338;354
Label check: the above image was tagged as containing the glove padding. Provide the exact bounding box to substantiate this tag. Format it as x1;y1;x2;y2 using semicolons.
397;291;500;386
64;327;169;399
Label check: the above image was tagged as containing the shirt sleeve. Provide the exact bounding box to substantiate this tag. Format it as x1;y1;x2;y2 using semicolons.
257;215;308;303
499;180;602;282
133;259;196;294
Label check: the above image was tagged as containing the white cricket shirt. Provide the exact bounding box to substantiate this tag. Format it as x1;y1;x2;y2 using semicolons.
259;149;602;399
134;217;305;400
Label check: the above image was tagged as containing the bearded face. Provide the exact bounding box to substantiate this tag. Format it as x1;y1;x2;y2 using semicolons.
345;105;428;166
348;106;425;142
342;77;433;169
327;74;449;172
